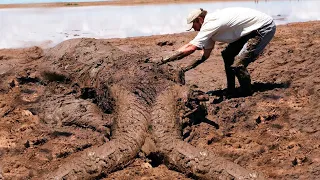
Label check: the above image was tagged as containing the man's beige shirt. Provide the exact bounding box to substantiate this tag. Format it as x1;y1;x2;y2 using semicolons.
190;7;273;49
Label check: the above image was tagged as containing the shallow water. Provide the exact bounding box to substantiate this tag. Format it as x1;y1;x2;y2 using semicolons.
0;0;319;48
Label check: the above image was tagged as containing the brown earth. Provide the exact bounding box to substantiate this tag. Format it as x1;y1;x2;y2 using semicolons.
0;21;320;180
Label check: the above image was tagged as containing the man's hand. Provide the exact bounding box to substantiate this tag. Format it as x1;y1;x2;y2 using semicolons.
146;43;199;66
160;51;184;65
181;67;188;73
156;57;168;66
154;50;190;66
144;56;165;65
182;56;207;72
182;47;213;72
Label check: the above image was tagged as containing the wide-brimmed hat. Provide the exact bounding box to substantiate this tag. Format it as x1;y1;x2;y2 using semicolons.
186;8;205;31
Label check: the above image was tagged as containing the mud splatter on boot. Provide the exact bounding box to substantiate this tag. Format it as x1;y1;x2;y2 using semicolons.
232;65;253;96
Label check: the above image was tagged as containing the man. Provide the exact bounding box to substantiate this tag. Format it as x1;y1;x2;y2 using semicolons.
158;7;276;97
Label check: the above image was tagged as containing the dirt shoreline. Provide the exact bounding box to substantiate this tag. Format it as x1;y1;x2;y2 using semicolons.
0;0;267;9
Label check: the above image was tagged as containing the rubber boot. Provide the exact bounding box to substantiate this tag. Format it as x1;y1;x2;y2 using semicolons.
222;55;236;98
232;65;253;96
225;70;236;99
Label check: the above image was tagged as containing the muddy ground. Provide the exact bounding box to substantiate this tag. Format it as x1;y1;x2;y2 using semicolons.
0;21;320;179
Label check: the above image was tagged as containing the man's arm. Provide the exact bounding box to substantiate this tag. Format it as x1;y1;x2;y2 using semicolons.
183;47;214;72
158;43;199;65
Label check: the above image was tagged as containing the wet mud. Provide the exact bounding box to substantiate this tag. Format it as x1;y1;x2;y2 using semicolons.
0;21;320;179
151;86;263;179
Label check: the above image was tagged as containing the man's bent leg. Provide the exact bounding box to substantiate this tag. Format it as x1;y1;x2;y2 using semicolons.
221;51;236;94
232;21;276;95
231;36;261;96
221;36;250;96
